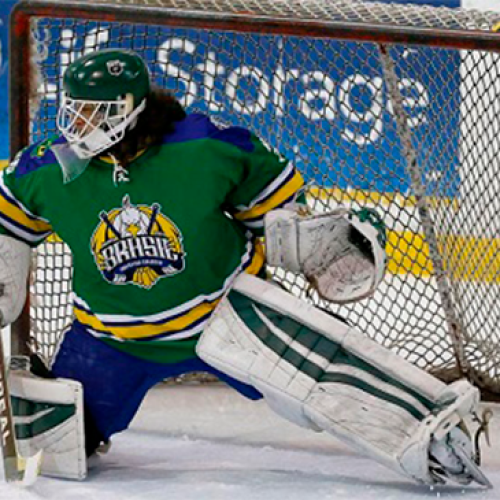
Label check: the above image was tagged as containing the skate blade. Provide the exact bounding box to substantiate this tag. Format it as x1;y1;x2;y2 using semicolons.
454;445;493;489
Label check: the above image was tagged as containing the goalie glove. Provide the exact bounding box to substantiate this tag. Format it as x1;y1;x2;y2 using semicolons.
264;207;387;303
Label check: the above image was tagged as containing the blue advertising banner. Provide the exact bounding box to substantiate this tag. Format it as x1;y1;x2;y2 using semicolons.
4;0;461;198
164;34;459;197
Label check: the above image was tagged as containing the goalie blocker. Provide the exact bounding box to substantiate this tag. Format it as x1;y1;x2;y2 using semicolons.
8;367;86;480
197;273;491;488
0;234;85;480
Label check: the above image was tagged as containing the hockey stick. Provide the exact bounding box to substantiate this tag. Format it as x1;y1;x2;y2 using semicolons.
0;333;42;486
377;44;470;380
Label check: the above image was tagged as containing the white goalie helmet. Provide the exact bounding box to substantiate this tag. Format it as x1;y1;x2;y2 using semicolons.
56;49;150;159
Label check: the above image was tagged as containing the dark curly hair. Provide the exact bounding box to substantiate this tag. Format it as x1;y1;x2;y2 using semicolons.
107;88;186;167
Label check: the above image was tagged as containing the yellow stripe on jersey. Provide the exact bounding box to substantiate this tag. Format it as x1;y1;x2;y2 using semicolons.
74;297;221;340
0;184;53;238
245;239;265;276
0;192;52;233
76;241;266;341
235;170;304;221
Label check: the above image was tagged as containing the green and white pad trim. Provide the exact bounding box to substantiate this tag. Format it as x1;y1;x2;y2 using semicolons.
197;273;481;485
9;371;86;480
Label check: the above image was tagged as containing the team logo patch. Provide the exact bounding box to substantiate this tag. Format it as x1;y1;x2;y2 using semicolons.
107;60;125;76
91;196;186;289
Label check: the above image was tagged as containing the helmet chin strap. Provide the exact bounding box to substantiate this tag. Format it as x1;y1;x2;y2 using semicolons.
68;97;147;159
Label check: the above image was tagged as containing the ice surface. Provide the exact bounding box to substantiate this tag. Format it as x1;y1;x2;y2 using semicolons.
1;383;499;500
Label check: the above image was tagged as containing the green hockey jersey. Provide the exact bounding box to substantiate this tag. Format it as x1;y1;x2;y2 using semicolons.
0;114;304;361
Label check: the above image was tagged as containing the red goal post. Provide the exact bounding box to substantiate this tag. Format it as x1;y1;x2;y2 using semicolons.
8;0;500;398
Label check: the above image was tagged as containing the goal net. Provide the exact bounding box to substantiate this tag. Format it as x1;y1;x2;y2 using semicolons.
9;0;500;398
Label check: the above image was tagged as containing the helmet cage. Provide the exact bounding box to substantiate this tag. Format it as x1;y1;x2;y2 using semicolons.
57;93;146;159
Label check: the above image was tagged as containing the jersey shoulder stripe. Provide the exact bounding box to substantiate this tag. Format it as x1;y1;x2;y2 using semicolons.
161;113;254;152
234;166;305;227
12;136;65;178
0;173;53;243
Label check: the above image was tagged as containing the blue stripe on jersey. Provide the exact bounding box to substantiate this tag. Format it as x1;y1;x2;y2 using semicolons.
73;294;217;328
246;165;297;209
238;192;298;227
129;313;211;342
0;211;50;239
0;182;46;225
162;113;254;152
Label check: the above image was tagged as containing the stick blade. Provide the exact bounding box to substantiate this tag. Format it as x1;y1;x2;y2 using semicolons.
19;450;43;487
1;450;42;487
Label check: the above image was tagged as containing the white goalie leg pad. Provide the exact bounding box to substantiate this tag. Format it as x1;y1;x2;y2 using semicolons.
0;235;31;326
197;274;485;486
264;207;386;303
9;370;86;480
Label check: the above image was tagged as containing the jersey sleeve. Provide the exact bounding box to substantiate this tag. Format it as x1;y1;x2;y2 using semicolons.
0;146;54;246
225;133;305;236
